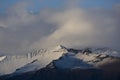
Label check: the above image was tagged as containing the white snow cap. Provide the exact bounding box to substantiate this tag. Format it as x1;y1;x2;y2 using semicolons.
52;45;68;52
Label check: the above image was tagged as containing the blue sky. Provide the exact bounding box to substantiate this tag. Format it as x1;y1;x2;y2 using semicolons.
80;0;120;8
0;0;120;13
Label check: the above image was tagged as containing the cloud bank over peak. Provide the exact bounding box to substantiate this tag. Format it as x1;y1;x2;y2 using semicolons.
30;7;120;50
0;1;120;54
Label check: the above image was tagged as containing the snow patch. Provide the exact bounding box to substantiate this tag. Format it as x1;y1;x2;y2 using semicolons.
0;56;6;61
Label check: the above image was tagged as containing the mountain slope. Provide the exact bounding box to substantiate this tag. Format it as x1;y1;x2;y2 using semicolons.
0;45;120;77
0;45;67;75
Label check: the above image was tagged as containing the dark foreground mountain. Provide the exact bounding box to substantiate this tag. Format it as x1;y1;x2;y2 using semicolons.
0;63;120;80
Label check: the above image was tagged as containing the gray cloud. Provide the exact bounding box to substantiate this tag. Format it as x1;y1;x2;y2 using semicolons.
0;1;120;54
0;1;56;54
30;6;120;50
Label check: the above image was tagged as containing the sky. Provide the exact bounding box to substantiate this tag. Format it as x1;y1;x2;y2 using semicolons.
0;0;120;54
0;0;120;13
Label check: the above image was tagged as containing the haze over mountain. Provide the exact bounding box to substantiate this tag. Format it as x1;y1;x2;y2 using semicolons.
0;0;120;54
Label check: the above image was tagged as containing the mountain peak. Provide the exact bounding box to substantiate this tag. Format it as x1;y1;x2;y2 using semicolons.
57;45;67;49
52;45;68;52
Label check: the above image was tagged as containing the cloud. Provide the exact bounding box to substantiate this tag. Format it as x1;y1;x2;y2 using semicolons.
0;1;120;54
30;6;120;50
0;1;55;54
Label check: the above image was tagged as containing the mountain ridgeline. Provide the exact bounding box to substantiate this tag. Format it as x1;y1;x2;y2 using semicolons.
0;45;120;80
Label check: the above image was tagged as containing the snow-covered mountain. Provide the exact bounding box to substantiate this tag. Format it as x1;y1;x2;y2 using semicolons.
0;45;120;76
46;47;120;69
0;45;67;75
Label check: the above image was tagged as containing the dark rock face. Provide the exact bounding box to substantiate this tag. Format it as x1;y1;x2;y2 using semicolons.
0;67;120;80
67;48;82;53
98;59;120;80
32;68;102;80
0;68;102;80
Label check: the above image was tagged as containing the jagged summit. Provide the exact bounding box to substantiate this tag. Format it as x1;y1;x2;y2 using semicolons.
58;45;67;49
54;45;67;50
52;45;68;52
